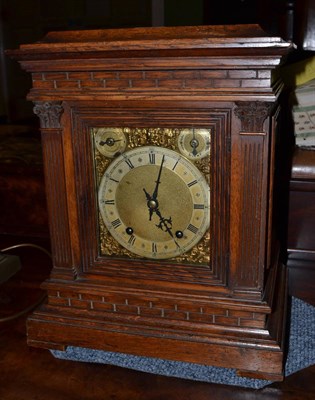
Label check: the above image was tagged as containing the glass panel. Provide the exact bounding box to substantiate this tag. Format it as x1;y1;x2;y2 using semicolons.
92;127;211;265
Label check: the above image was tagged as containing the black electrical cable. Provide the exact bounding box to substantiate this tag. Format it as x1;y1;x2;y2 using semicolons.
0;243;51;323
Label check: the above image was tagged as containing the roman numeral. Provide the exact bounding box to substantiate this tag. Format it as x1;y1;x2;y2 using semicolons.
152;242;157;253
193;204;205;210
149;152;156;164
124;158;134;169
105;200;115;205
128;235;136;246
111;218;122;229
187;224;198;234
172;159;179;171
187;180;198;187
110;177;119;183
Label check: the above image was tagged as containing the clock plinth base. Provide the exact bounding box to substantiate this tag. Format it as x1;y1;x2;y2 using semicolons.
27;262;287;382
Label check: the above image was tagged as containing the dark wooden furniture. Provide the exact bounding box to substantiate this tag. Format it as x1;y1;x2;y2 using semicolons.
288;148;315;255
295;0;315;50
0;125;49;237
287;147;315;304
8;24;292;381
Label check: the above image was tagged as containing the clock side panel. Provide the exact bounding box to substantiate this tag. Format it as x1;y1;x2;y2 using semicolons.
34;102;78;280
229;102;278;299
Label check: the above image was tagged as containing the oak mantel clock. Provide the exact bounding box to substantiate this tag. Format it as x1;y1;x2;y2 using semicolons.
9;24;292;380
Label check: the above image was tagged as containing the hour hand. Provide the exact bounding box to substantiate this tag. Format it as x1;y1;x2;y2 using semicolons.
155;209;180;249
143;188;155;221
143;188;151;202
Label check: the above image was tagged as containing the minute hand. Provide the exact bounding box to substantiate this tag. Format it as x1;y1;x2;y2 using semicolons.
152;155;165;200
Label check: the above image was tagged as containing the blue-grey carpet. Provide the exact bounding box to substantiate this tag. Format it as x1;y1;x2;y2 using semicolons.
52;297;315;389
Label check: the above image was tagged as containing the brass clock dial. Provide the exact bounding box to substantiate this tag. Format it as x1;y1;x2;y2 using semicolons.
94;127;127;158
177;128;210;160
98;146;210;260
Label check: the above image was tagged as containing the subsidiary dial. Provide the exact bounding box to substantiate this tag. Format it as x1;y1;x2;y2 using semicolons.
94;127;127;158
177;128;211;160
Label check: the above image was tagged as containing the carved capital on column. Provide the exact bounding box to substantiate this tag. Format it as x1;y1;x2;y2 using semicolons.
33;101;64;129
234;102;272;134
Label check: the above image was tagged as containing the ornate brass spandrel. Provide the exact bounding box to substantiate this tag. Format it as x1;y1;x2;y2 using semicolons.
99;216;133;257
195;157;210;184
94;153;111;184
126;127;179;150
175;230;211;265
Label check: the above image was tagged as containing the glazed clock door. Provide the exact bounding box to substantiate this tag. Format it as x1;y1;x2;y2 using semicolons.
68;104;231;290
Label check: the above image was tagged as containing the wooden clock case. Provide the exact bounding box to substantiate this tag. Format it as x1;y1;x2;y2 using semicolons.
9;24;292;381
